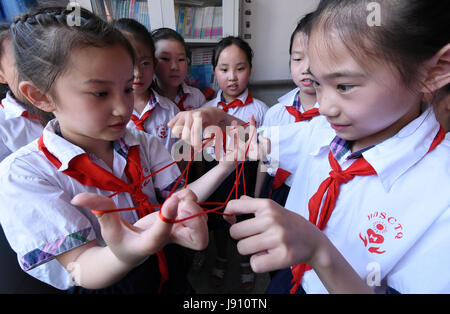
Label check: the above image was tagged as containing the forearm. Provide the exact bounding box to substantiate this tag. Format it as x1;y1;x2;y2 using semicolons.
58;241;141;290
185;163;236;202
311;235;374;294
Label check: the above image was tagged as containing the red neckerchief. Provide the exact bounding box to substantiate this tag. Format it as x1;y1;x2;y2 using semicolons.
218;93;253;113
37;136;169;292
285;106;320;123
131;108;155;132
290;126;446;294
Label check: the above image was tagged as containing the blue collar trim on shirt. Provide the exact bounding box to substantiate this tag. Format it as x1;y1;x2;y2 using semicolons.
329;136;375;162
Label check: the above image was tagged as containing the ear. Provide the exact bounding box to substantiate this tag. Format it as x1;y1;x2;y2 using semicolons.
0;68;7;85
18;81;55;112
422;43;450;93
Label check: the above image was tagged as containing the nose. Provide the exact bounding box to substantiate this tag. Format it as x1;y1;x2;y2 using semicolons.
318;90;340;118
228;69;238;81
134;65;142;80
112;91;133;117
170;59;179;71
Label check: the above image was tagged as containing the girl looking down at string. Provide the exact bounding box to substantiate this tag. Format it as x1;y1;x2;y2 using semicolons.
169;0;450;293
0;7;244;294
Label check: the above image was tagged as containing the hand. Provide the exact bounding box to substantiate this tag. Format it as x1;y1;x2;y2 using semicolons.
223;196;326;273
168;107;245;147
71;189;209;266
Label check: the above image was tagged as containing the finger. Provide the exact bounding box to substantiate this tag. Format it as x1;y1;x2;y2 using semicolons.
235;232;276;256
141;195;179;246
191;112;203;150
181;112;193;144
171;199;209;250
229;216;265;240
250;248;287;273
172;188;198;203
71;192;123;241
224;196;265;217
249;114;257;127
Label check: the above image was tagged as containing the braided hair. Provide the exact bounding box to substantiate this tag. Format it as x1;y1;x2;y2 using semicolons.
11;6;135;125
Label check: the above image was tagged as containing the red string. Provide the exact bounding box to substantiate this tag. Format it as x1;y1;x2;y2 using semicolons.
91;122;256;224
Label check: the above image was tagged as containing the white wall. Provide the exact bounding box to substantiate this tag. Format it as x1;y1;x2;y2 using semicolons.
242;0;320;83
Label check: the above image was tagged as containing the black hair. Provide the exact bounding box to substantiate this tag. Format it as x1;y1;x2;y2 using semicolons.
310;0;450;89
212;36;253;70
11;6;135;126
289;12;315;55
112;18;155;59
151;27;189;60
0;22;11;100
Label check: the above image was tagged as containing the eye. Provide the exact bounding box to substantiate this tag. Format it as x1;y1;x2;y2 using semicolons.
92;91;108;97
337;84;354;92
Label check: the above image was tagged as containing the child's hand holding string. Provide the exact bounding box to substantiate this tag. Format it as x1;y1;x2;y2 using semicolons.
60;189;208;289
71;189;208;264
223;196;374;293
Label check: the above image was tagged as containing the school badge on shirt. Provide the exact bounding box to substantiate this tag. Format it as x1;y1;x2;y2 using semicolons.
156;124;169;139
359;211;404;255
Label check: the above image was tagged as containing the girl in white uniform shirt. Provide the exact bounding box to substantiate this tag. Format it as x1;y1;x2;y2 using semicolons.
0;25;45;161
0;7;241;294
151;28;206;112
257;13;319;208
114;19;180;154
202;36;268;290
170;0;450;294
203;36;268;126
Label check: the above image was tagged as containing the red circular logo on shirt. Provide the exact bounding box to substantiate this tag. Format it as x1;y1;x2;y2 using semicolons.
157;124;168;139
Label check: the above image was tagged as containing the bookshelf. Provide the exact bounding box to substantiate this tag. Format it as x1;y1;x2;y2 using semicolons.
76;0;241;40
76;0;241;95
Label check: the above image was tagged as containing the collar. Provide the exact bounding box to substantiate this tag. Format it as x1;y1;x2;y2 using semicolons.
363;105;442;192
217;88;250;105
180;82;194;95
147;88;172;111
278;88;320;113
42;120;140;171
1;92;29;120
311;105;442;192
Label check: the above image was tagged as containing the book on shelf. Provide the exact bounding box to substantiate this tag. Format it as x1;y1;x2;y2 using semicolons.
186;47;218;98
90;0;151;30
175;5;222;40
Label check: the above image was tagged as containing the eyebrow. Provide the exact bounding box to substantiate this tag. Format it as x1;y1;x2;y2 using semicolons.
84;77;134;85
218;61;248;67
307;68;366;80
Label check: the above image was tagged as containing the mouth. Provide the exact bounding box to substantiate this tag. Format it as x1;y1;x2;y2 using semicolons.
301;78;314;87
133;82;144;88
109;122;127;130
329;122;351;132
228;84;239;91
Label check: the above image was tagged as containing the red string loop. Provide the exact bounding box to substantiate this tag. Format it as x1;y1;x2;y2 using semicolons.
92;121;256;224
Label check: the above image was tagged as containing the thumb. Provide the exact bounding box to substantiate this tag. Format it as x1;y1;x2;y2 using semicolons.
141;194;180;244
71;192;123;242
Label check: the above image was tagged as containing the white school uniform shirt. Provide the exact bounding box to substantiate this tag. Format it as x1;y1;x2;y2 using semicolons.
127;89;180;154
0;92;43;161
0;120;180;290
261;88;319;186
157;82;206;111
203;89;268;127
264;106;450;294
178;82;206;110
263;88;320;127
